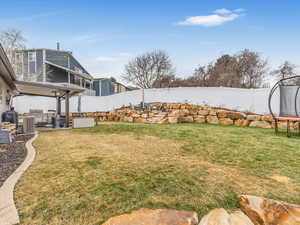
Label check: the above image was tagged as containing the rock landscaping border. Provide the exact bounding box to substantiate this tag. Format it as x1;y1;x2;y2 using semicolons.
71;103;297;130
0;135;34;187
100;195;300;225
0;133;38;225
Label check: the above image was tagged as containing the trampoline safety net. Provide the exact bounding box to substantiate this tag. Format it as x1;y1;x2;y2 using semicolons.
279;85;300;117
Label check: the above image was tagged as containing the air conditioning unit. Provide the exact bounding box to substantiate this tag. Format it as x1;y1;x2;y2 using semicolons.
23;116;35;134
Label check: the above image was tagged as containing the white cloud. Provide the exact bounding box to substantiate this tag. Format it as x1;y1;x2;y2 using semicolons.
213;8;232;14
234;8;245;13
177;8;245;27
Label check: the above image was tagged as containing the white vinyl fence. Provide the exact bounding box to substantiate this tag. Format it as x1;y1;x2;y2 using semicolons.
13;87;279;115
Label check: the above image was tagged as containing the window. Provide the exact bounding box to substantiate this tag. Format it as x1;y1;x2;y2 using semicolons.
14;53;23;79
28;52;36;74
28;52;36;62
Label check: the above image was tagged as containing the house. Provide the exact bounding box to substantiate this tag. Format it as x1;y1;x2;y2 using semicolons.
112;80;132;93
93;78;115;96
11;47;95;95
0;44;17;117
93;78;133;96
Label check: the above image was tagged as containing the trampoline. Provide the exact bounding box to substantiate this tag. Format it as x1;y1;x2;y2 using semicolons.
268;75;300;137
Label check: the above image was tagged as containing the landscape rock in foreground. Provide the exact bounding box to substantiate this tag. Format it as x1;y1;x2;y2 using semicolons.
199;208;254;225
101;208;199;225
101;195;300;225
239;195;300;225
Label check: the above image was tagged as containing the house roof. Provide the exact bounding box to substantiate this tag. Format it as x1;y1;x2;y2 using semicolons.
13;48;72;54
93;77;112;81
0;44;17;90
14;48;93;79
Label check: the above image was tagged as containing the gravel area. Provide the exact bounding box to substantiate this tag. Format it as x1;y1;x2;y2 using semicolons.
0;135;33;187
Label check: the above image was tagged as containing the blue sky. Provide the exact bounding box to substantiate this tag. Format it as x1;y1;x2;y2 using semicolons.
1;0;300;80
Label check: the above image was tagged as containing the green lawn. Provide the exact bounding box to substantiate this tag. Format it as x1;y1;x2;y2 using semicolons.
15;122;300;225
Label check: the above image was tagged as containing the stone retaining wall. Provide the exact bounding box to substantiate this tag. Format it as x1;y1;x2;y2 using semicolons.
71;103;298;130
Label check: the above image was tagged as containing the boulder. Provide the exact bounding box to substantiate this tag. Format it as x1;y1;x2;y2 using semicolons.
102;208;198;225
219;118;234;126
194;115;206;123
234;119;250;127
141;113;148;118
209;110;217;116
168;117;178;124
261;114;273;122
207;116;219;124
120;116;134;123
134;117;147;123
169;109;189;117
131;113;141;118
276;121;295;130
147;116;166;124
239;195;300;225
179;116;194;123
229;210;254;225
199;208;230;225
198;110;210;116
247;115;262;121
158;117;169;124
189;109;199;115
217;110;246;120
249;121;271;129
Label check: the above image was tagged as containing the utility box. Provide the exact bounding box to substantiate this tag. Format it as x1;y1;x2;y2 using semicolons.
0;128;12;144
23;116;35;134
72;117;95;128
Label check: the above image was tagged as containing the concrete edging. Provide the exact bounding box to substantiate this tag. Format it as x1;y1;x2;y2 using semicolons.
0;132;38;225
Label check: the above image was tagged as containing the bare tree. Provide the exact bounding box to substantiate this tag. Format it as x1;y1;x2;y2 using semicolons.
272;61;297;80
207;55;240;87
0;29;26;80
192;65;211;86
235;49;268;88
123;50;174;88
0;28;26;61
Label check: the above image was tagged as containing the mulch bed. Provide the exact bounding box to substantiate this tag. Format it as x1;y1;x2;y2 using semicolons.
0;134;34;187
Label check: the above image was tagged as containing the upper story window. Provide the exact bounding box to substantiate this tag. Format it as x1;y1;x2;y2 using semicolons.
28;52;37;74
14;53;23;79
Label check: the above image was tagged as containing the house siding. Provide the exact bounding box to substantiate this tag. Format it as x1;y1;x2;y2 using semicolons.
93;79;115;96
46;65;68;83
46;50;69;68
36;50;44;82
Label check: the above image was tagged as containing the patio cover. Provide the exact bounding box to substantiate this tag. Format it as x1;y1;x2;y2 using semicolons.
15;81;85;127
15;80;84;98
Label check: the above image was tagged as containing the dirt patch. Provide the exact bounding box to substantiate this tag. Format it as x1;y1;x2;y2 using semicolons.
271;175;291;184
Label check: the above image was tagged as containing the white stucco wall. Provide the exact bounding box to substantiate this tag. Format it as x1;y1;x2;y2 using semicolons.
0;76;12;119
13;87;279;115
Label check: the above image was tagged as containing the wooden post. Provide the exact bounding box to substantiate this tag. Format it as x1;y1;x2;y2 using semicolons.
67;55;71;84
43;49;46;82
57;97;61;116
65;91;70;128
142;88;145;108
